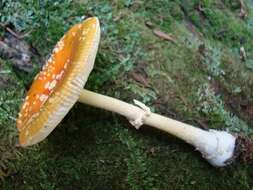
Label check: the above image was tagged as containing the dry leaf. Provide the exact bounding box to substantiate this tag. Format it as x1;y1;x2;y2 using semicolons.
131;72;149;87
153;29;177;43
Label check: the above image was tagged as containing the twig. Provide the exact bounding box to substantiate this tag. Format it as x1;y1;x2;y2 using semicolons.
240;46;246;61
153;29;177;43
0;23;32;39
145;21;177;43
0;23;20;39
239;0;247;19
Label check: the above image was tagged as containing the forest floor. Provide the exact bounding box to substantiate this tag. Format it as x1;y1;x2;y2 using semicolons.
0;0;253;189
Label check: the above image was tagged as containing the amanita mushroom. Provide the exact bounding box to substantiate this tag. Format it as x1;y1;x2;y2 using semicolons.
17;17;236;167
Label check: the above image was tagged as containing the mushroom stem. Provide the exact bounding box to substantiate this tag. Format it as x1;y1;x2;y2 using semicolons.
78;89;236;167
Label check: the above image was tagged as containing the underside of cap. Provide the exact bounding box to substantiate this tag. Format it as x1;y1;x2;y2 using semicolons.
17;17;100;146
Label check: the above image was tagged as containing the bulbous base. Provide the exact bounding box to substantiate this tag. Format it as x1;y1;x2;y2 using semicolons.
195;130;236;167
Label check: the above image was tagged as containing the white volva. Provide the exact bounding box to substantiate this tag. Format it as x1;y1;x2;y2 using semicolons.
79;89;236;167
188;129;236;166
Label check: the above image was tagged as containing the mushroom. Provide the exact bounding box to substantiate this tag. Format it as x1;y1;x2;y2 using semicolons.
17;17;236;167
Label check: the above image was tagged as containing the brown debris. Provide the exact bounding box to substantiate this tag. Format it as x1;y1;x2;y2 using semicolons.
0;25;40;72
244;105;253;119
195;119;209;130
0;35;32;72
185;20;202;38
145;21;177;43
235;135;253;162
113;10;129;22
239;0;247;19
145;21;155;29
0;23;31;39
197;3;205;13
152;29;177;43
131;72;149;87
241;104;253;122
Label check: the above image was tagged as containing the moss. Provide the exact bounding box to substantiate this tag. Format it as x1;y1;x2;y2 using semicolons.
169;2;184;20
0;60;24;183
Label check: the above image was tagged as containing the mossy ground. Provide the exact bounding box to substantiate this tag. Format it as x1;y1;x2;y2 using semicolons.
1;0;253;189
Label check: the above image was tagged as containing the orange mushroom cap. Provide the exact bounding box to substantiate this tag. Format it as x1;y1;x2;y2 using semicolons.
17;17;100;147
